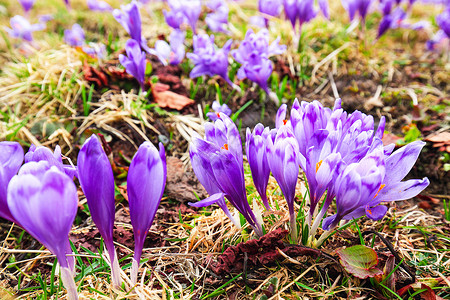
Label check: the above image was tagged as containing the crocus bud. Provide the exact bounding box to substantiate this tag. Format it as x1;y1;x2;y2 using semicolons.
77;135;121;288
266;125;302;243
127;142;166;285
8;163;79;300
0;141;24;223
246;124;272;210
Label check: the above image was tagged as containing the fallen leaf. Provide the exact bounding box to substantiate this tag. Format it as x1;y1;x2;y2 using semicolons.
151;82;195;110
83;61;108;88
336;245;383;279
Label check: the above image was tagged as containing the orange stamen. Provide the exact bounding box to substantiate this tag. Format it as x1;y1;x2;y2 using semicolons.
373;184;386;198
216;112;221;118
315;160;323;173
221;143;229;150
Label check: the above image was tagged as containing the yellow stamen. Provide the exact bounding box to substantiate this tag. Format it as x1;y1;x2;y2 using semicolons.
221;143;229;150
315;160;323;173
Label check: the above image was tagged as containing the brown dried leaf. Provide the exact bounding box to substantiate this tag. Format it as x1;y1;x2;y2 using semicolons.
151;82;195;110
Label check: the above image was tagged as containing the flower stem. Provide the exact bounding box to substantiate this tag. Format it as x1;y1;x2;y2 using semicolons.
315;230;333;248
60;267;78;300
289;212;298;244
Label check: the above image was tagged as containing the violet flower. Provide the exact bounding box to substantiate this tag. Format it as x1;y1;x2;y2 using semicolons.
7;163;79;300
259;0;282;27
266;124;302;243
321;147;386;231
341;0;373;24
378;7;406;38
0;141;24;223
343;141;430;222
19;0;36;14
246;124;274;210
206;101;232;121
153;29;186;65
206;0;230;33
119;39;147;91
237;54;273;94
232;29;286;94
283;0;317;32
127;142;166;285
436;8;450;38
187;34;237;89
113;2;149;51
164;0;202;34
426;30;448;52
77;135;121;288
189;113;263;237
87;0;113;12
64;24;85;47
5;15;45;42
25;145;77;178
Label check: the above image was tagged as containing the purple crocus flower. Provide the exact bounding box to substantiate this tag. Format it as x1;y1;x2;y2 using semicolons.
187;34;236;88
266;124;302;243
113;2;149;51
87;0;113;12
283;0;317;32
322;147;386;231
77;135;121;288
206;0;230;33
0;142;24;223
189;113;264;236
232;29;286;62
153;29;186;65
64;24;85;47
165;0;201;34
341;0;373;23
343;141;430;222
318;0;329;19
127;142;166;285
259;0;282;20
5;15;45;42
119;39;147;91
206;101;232;121
246;124;274;210
436;9;450;38
237;54;273;93
232;29;286;93
8;163;79;300
19;0;36;14
377;7;406;38
25;145;77;178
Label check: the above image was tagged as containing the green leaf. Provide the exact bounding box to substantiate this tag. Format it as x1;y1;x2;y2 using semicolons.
337;245;383;279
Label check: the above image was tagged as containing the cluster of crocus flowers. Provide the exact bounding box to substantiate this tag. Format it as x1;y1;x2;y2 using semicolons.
187;34;237;89
232;28;286;95
189;113;264;237
189;98;429;246
1;137;167;297
164;0;202;34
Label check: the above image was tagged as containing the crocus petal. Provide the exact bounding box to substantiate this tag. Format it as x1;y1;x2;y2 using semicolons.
127;142;166;285
188;193;224;207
